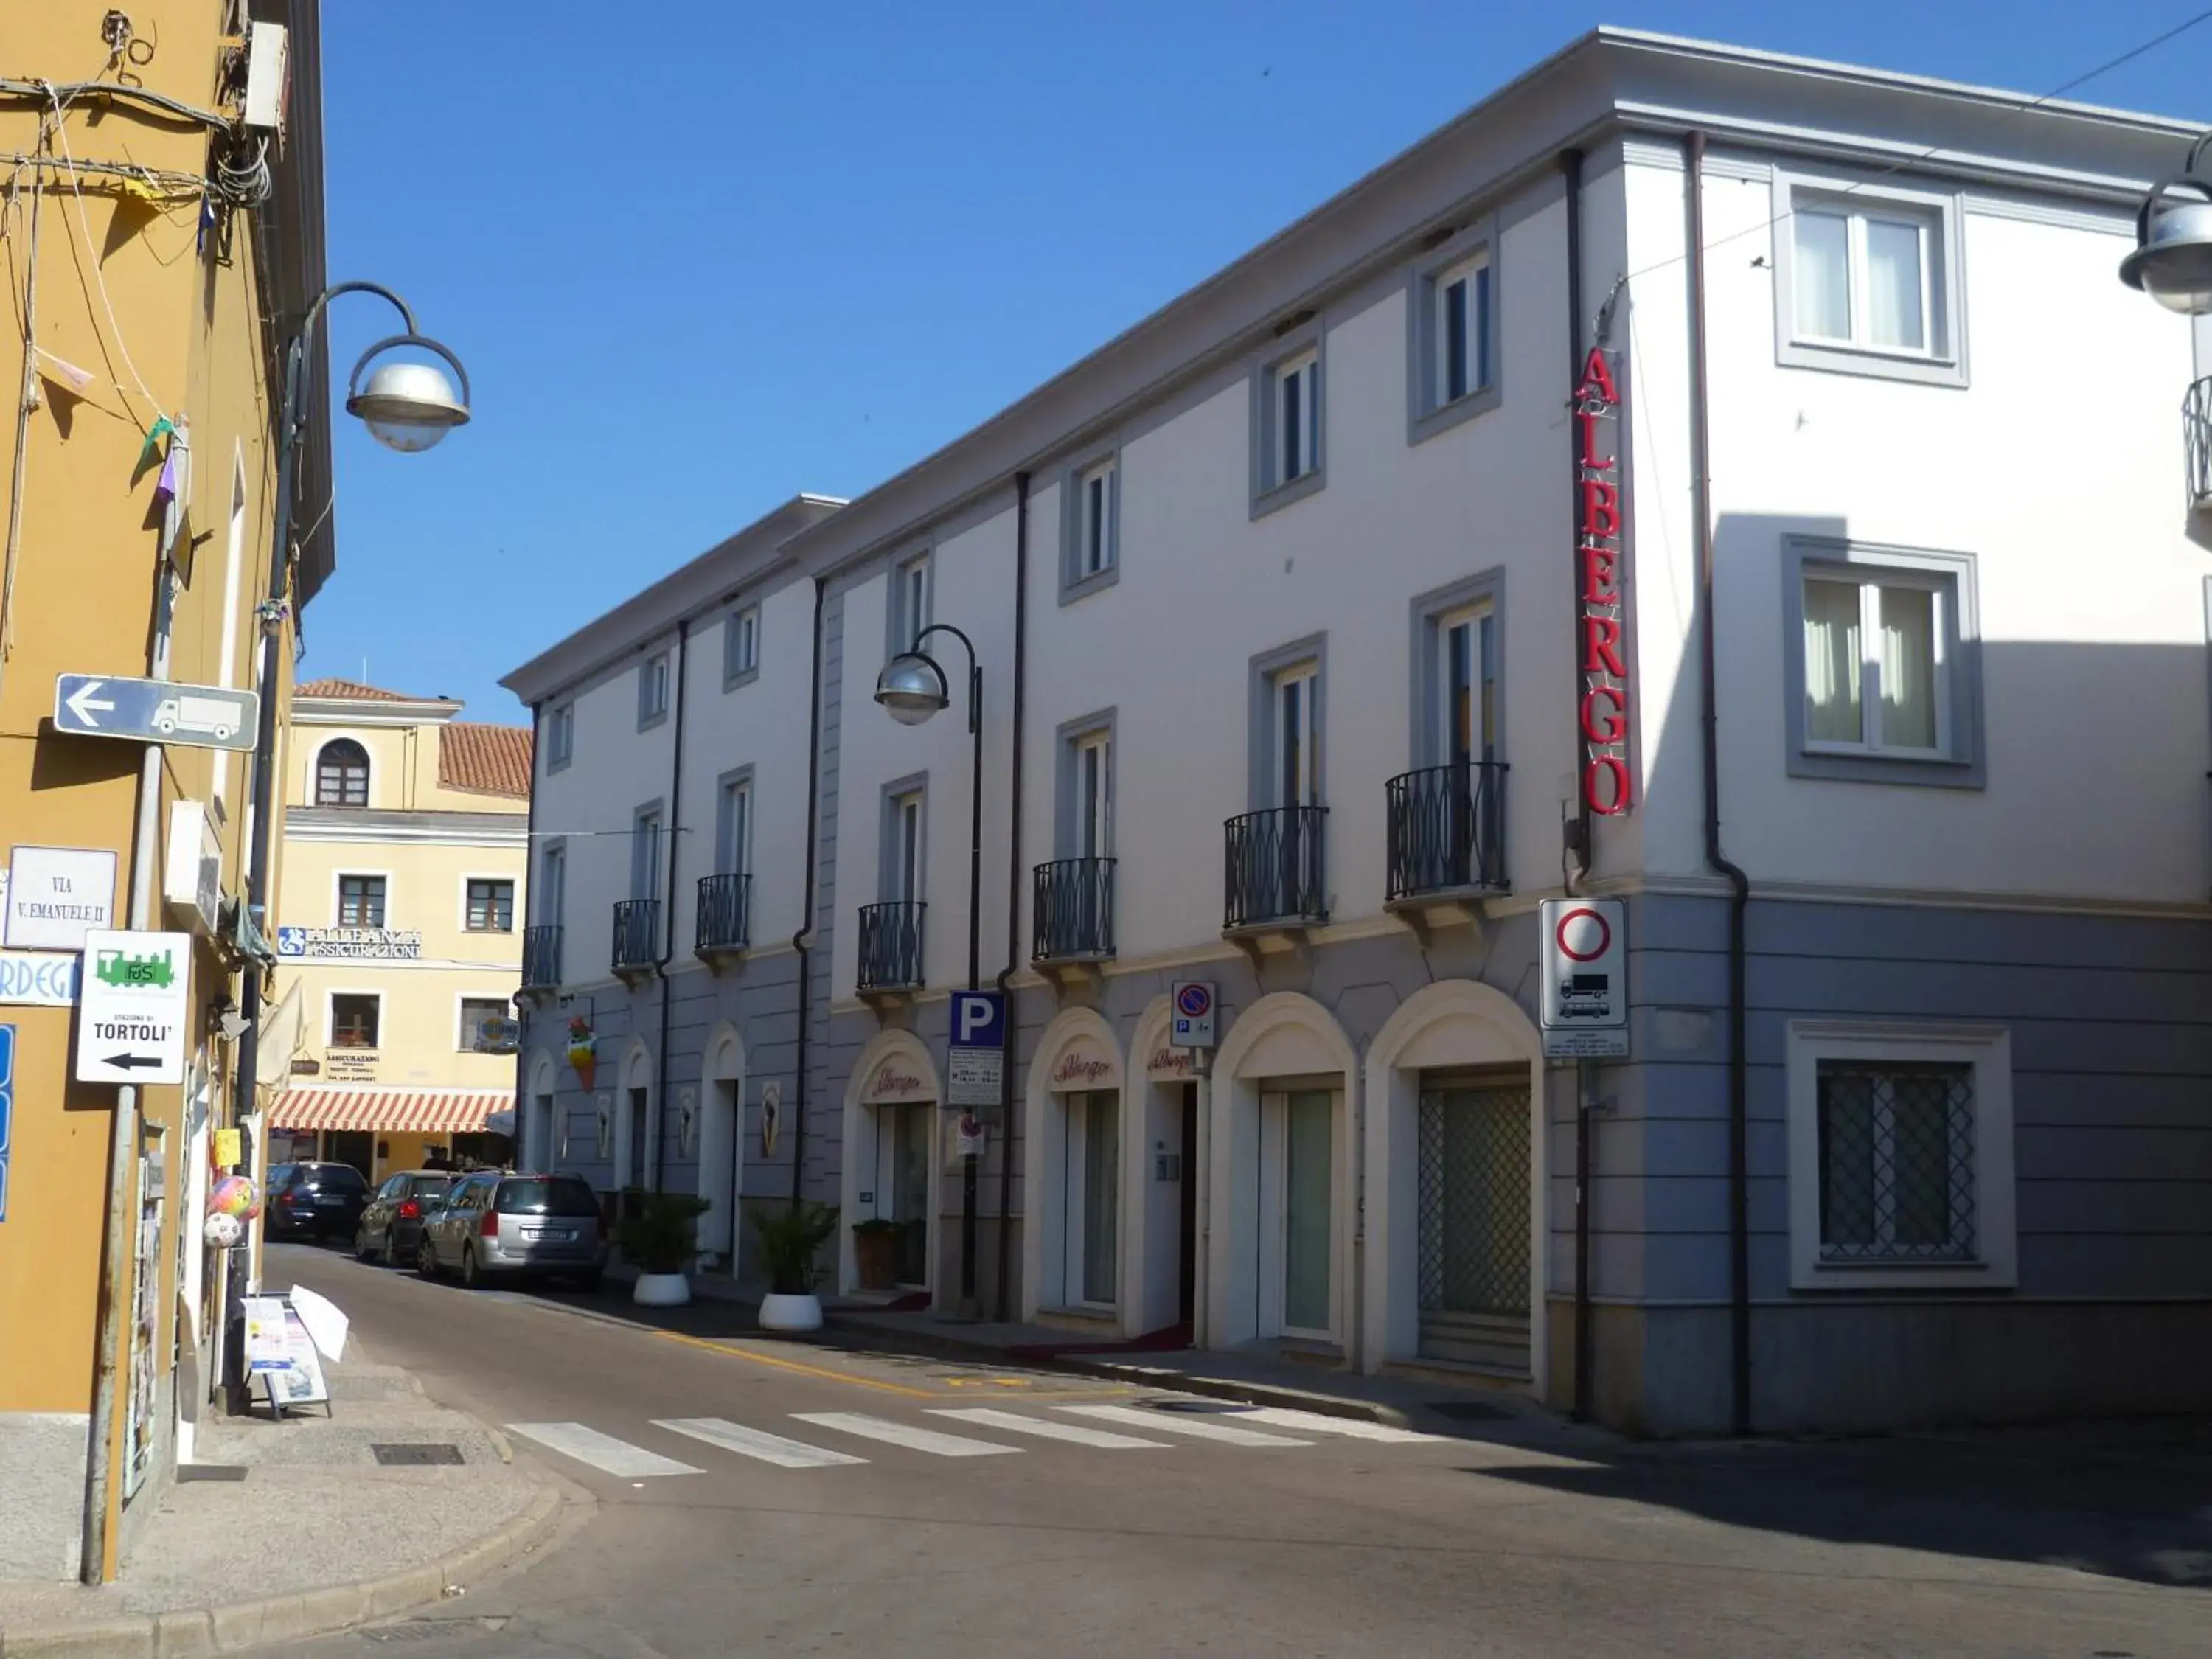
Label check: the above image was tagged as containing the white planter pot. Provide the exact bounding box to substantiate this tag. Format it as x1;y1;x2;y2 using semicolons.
758;1292;822;1332
632;1271;692;1307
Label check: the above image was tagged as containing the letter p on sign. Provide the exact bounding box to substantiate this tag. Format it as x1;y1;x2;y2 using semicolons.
950;990;1005;1049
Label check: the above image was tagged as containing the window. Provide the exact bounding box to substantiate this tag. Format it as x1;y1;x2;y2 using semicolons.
1409;244;1499;442
314;739;370;807
459;997;508;1053
538;841;565;925
1784;539;1981;787
637;652;670;728
716;771;753;874
631;804;664;902
1060;455;1120;601
546;703;574;773
1785;1021;2015;1291
1772;173;1965;387
1432;605;1495;768
1273;666;1321;809
330;994;380;1049
337;874;386;928
465;878;514;932
724;605;760;689
1073;728;1111;859
1251;332;1326;515
885;786;925;903
887;549;933;659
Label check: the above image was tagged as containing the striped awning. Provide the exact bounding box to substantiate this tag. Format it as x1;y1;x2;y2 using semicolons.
270;1088;511;1134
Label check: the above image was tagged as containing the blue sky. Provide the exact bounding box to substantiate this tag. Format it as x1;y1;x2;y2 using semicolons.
309;1;2212;723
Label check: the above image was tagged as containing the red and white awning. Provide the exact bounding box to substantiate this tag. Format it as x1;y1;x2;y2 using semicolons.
270;1088;511;1135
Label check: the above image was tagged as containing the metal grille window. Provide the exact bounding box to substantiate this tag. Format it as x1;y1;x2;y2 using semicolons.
1416;1085;1529;1316
465;879;513;931
1815;1060;1975;1262
338;874;386;927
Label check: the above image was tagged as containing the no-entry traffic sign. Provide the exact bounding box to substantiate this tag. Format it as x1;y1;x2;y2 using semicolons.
1539;899;1627;1060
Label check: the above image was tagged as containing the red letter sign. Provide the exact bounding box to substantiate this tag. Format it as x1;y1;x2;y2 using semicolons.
1574;347;1630;817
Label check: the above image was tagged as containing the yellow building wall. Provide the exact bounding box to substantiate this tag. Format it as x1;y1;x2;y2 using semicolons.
0;3;311;1580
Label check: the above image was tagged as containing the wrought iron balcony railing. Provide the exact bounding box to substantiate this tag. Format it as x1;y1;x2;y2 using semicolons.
695;873;751;956
1223;805;1329;932
611;899;661;975
1032;857;1116;964
521;925;563;990
858;900;926;992
1386;760;1509;901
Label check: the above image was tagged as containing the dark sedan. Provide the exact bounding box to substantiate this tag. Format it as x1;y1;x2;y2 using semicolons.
264;1161;372;1243
353;1169;454;1266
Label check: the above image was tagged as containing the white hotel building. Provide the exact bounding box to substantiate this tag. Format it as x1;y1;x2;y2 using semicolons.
504;29;2212;1436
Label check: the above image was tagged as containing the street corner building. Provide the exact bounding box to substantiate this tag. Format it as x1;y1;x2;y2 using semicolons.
264;681;531;1178
503;29;2212;1436
0;2;334;1583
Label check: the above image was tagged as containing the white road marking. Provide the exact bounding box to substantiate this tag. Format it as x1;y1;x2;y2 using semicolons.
506;1422;703;1478
792;1411;1021;1458
1058;1404;1312;1446
654;1417;868;1469
926;1408;1168;1449
1234;1405;1451;1443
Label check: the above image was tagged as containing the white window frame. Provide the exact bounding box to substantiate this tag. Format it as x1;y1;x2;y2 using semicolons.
1072;728;1111;860
1077;459;1116;580
1273;349;1319;489
1800;568;1951;761
1273;664;1321;809
456;995;508;1054
724;605;760;689
888;550;933;657
1784;1020;2016;1292
1433;256;1492;410
459;874;515;933
546;703;574;773
717;773;754;876
1251;329;1326;516
327;990;383;1051
1770;169;1966;389
333;869;390;928
638;652;671;729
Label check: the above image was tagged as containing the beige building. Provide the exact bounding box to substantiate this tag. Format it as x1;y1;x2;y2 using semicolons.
267;681;531;1181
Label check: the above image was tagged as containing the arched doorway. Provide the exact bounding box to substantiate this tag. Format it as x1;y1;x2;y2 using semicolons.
839;1032;942;1296
1361;979;1546;1391
616;1040;654;1196
1023;1009;1125;1326
524;1050;559;1172
1127;996;1201;1342
698;1024;745;1271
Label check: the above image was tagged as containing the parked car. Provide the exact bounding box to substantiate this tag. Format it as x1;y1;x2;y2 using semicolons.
416;1171;606;1290
353;1170;455;1266
265;1161;372;1243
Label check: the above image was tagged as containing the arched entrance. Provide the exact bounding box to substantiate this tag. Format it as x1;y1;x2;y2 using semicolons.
1361;979;1546;1391
1128;997;1201;1341
1023;1009;1125;1325
840;1032;942;1297
524;1050;559;1171
1208;993;1358;1354
616;1040;654;1195
698;1025;745;1270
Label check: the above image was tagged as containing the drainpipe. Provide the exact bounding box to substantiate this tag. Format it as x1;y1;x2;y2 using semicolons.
0;147;41;697
512;699;541;1165
650;622;688;1193
993;472;1029;1321
1685;130;1753;1436
790;577;827;1211
1561;143;1598;1425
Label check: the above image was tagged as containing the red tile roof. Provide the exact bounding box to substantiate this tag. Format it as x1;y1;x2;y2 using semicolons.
295;678;417;702
438;722;534;799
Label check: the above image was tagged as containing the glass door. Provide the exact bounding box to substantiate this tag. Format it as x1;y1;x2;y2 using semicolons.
1274;668;1319;917
1281;1090;1333;1335
889;1102;931;1286
1079;1089;1119;1306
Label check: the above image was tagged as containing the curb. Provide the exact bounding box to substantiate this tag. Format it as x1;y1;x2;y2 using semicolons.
0;1480;572;1659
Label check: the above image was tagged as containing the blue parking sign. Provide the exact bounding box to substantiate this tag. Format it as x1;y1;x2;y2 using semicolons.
948;991;1004;1050
0;1023;13;1221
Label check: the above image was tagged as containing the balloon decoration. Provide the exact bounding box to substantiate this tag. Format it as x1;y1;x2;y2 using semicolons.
210;1173;260;1220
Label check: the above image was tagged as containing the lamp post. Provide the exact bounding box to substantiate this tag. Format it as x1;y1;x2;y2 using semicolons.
875;623;984;1315
2120;133;2212;313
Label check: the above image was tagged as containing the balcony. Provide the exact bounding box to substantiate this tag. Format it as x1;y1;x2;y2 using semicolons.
1385;760;1509;939
1032;857;1115;987
611;899;661;983
2189;377;2212;510
695;873;751;966
1222;805;1328;957
521;925;563;996
857;900;925;1002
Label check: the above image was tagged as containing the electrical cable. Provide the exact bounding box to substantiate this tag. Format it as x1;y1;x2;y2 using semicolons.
43;83;165;429
0;77;228;133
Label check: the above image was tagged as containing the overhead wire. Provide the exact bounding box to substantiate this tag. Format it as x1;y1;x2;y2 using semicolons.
43;81;165;430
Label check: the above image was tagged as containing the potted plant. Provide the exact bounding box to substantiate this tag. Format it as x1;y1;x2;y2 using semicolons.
613;1192;712;1307
751;1201;839;1332
851;1217;902;1292
566;1014;597;1091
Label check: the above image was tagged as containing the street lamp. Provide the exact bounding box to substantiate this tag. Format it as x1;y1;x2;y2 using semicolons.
874;623;987;1315
2120;133;2212;314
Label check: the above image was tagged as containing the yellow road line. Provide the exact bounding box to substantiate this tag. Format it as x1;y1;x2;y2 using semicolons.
651;1330;1133;1401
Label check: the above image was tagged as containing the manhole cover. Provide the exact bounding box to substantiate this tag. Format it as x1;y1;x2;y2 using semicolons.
372;1442;465;1466
1425;1401;1510;1422
1142;1398;1253;1414
177;1464;248;1483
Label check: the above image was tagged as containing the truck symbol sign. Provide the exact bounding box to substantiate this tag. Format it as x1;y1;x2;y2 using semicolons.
153;695;238;742
1557;972;1610;1016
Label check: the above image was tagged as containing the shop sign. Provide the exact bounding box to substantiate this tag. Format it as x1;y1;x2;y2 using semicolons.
0;948;80;1006
1048;1039;1119;1091
74;930;189;1085
6;845;118;950
290;1057;320;1077
1147;1046;1195;1081
275;926;422;961
1574;347;1632;817
324;1049;378;1082
861;1060;932;1104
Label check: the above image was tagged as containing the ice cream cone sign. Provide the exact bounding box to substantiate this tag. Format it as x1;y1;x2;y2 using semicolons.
567;1014;597;1091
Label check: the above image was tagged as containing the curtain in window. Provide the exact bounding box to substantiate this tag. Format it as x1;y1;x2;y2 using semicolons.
1793;210;1851;340
1864;219;1925;351
1879;585;1938;750
1802;578;1863;743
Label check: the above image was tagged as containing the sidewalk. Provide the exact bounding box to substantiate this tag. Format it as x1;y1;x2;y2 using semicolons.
0;1352;570;1658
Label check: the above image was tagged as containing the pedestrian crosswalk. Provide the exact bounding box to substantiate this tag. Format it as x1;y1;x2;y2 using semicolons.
506;1402;1447;1481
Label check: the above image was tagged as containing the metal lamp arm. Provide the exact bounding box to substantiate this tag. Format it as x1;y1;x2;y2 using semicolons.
910;622;981;734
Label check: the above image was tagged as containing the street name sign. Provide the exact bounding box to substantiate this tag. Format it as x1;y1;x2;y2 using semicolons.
74;930;189;1086
53;674;258;752
4;845;116;950
1540;899;1628;1060
946;989;1006;1109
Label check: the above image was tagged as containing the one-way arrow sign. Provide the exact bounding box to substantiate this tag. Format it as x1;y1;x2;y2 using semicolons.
53;674;258;753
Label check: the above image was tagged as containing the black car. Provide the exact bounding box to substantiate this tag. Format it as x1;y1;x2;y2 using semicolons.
353;1169;455;1265
265;1161;372;1242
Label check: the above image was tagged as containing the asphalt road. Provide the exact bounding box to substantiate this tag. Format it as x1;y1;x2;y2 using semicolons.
253;1244;2212;1659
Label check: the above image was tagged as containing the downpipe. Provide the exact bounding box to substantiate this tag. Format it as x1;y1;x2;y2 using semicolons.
993;472;1029;1321
790;577;828;1213
650;621;689;1194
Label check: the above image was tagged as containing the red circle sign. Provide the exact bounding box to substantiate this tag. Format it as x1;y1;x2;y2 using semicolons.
1554;906;1611;963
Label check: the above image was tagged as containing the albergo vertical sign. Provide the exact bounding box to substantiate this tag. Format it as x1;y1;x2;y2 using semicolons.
1575;346;1631;815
